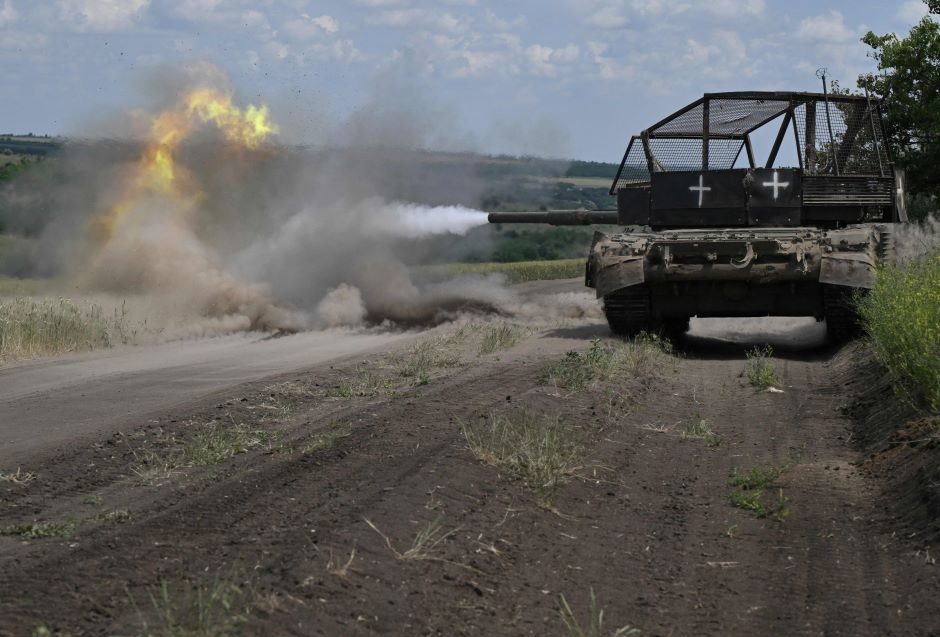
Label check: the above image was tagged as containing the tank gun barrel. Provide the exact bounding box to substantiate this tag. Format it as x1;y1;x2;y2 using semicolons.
487;210;618;226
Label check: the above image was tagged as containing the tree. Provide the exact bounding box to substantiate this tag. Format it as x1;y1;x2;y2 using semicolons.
859;1;940;208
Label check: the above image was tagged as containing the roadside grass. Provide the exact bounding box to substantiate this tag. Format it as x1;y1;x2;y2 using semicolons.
364;516;460;562
325;372;397;398
0;297;134;362
0;468;37;484
731;465;786;490
682;414;722;448
558;588;639;637
744;345;780;390
130;424;276;481
478;323;527;355
462;410;582;505
543;335;670;391
139;568;255;637
0;520;75;539
728;488;789;521
397;333;464;386
858;254;940;411
728;464;790;521
97;509;133;524
277;422;352;455
438;258;583;284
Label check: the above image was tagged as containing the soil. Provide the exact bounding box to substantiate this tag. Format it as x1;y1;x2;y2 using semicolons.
0;287;938;636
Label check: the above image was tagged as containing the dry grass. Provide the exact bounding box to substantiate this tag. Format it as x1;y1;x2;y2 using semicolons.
0;297;134;362
139;567;256;637
542;335;670;392
558;588;640;637
364;516;460;562
463;410;582;505
0;468;37;484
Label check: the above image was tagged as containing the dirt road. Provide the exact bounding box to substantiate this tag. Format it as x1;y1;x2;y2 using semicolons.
0;330;412;465
0;282;936;636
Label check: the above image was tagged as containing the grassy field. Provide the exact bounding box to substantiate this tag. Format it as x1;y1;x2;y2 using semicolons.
859;254;940;411
431;258;583;284
0;297;133;363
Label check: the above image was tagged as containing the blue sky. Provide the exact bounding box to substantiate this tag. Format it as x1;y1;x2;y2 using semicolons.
0;0;932;161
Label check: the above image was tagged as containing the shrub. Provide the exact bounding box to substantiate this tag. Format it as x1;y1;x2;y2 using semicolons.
859;255;940;411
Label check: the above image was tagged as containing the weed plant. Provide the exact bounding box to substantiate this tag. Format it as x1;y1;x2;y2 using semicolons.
543;336;669;391
478;323;525;355
858;255;940;411
141;567;255;637
0;297;133;362
131;424;275;479
744;345;779;390
0;520;75;539
558;588;639;637
326;373;397;398
463;410;582;505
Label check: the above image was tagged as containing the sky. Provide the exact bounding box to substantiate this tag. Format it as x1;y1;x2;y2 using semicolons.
0;0;933;161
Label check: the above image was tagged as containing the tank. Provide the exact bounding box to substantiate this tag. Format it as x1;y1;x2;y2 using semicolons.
488;90;908;342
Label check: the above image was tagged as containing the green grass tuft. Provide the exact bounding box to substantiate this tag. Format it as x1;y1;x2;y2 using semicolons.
463;410;582;505
744;345;780;390
478;323;526;355
543;335;669;391
859;255;940;411
0;520;75;539
558;588;639;637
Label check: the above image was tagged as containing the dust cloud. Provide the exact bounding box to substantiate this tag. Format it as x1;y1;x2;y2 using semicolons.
2;63;591;337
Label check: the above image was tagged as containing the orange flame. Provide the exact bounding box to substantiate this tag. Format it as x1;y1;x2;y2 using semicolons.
94;87;279;239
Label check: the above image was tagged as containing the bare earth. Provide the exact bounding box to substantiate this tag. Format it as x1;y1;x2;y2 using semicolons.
0;281;937;636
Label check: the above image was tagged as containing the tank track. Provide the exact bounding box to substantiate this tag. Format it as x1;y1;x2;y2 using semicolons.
603;287;651;337
823;285;862;344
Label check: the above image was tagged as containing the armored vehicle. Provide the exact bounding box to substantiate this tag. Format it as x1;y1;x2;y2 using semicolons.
489;91;908;341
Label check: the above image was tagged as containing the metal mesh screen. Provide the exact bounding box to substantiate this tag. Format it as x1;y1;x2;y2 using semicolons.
611;136;745;192
793;99;889;175
648;137;743;171
612;137;650;190
611;92;890;194
655;98;789;136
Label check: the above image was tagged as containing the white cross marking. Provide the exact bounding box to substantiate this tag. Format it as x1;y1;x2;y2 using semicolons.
762;170;790;201
689;174;711;207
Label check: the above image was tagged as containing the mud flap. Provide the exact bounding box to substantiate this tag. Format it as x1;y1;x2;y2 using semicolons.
819;253;876;290
594;256;645;298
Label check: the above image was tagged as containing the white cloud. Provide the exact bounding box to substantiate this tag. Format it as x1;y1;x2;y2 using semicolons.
0;31;46;50
284;13;340;39
0;0;17;27
170;0;221;23
897;0;929;24
354;0;408;7
313;14;339;34
526;43;580;77
705;0;764;18
56;0;149;31
796;11;855;44
368;8;464;34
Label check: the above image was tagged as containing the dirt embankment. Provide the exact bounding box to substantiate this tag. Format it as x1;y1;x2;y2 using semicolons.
0;318;938;636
